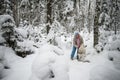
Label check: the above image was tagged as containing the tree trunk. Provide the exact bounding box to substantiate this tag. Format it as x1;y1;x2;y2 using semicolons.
46;0;53;34
88;0;92;33
75;0;80;31
12;0;19;27
114;0;118;34
0;0;5;15
94;0;100;47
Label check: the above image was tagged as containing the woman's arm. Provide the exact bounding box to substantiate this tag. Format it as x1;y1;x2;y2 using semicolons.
73;38;78;48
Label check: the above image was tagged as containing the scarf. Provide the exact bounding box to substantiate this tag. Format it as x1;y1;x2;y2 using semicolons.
76;37;80;48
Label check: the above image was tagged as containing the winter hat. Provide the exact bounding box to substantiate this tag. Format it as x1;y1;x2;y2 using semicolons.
74;31;79;36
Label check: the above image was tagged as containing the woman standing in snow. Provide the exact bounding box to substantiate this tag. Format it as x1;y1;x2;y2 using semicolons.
71;32;83;60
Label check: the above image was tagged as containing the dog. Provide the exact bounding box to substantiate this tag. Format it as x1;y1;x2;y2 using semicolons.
77;43;86;61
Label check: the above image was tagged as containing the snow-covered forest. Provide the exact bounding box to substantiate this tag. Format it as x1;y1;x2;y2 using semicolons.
0;0;120;80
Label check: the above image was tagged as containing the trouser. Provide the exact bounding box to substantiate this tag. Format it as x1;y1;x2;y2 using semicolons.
71;46;77;59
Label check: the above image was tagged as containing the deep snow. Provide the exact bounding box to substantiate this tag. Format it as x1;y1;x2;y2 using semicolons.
1;30;120;80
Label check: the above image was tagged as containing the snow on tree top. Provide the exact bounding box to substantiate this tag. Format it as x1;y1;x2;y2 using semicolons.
20;0;30;7
0;15;15;28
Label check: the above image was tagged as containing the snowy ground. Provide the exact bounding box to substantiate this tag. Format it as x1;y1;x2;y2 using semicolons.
1;31;120;80
2;46;120;80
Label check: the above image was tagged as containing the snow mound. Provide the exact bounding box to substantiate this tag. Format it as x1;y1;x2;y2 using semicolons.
30;44;69;80
105;34;120;51
0;33;5;43
90;65;120;80
108;51;120;70
0;63;4;79
0;46;21;67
